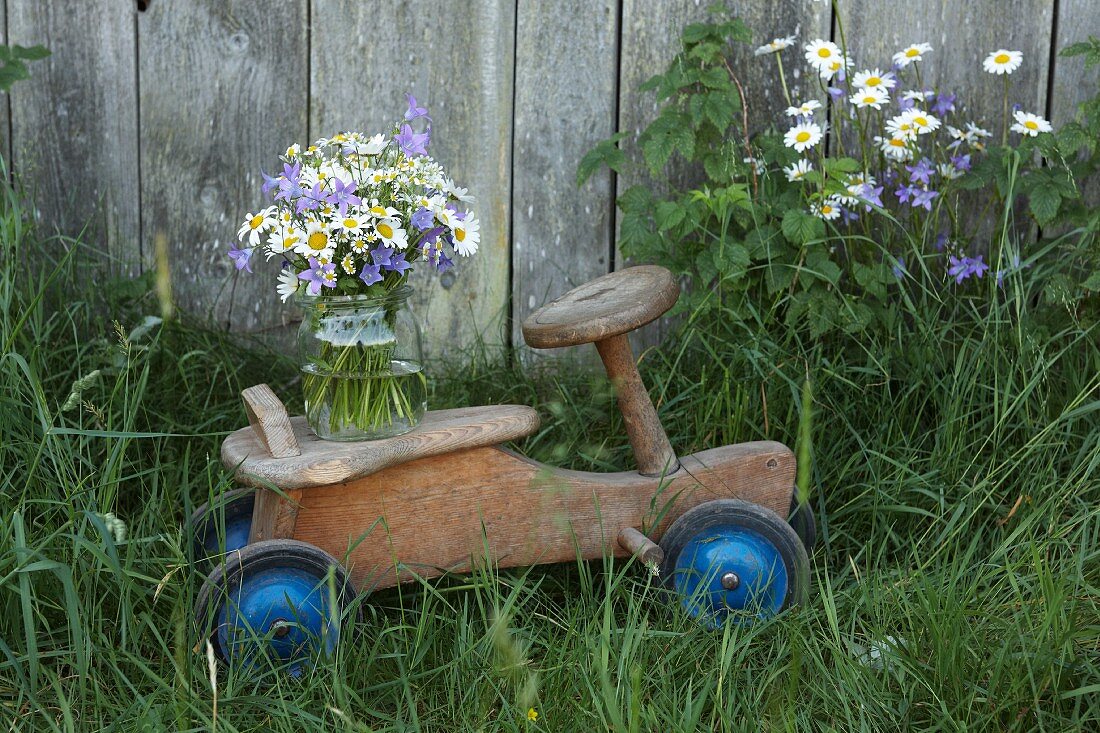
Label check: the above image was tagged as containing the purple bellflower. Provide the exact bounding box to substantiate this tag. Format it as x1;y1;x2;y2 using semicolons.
404;93;430;122
951;153;971;172
892;256;907;279
386;251;412;274
326;178;361;216
228;246;253;273
298;257;336;295
410;207;435;231
906;158;935;185
948;254;989;283
359;262;383;286
395;124;431;157
932;93;956;116
911;188;939;211
370;245;395;268
859;184;884;211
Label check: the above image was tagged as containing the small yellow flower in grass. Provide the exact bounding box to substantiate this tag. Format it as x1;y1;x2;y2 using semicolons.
755;35;796;56
783;121;824;153
527;708;539;722
850;86;889;110
1010;110;1052;137
983;49;1023;75
893;43;933;68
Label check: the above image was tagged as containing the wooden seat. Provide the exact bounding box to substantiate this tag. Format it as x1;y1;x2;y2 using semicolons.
222;404;541;489
522;265;679;349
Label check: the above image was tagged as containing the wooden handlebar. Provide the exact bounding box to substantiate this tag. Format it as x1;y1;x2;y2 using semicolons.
241;384;300;459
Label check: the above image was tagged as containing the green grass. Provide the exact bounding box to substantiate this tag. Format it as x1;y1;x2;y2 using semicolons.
1;175;1098;732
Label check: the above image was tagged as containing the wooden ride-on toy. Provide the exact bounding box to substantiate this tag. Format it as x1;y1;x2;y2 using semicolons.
194;265;815;669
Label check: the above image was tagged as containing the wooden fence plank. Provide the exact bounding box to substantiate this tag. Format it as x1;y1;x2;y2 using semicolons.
616;1;831;349
0;3;9;169
835;0;1054;141
310;0;515;360
138;0;308;331
8;0;139;273
511;0;618;359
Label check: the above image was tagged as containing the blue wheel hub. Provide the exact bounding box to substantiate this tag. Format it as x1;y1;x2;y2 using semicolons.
672;525;789;625
216;566;339;671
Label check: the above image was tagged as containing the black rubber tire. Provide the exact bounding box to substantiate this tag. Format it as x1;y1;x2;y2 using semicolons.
788;491;818;553
189;487;255;563
195;538;358;665
658;499;811;611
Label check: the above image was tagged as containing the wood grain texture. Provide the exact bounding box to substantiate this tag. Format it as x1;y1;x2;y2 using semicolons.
248;487;302;544
595;333;678;477
286;441;795;590
615;1;831;350
522;265;679;348
835;0;1054;140
617;526;664;567
8;0;139;273
241;384;300;458
310;0;514;359
0;3;8;168
223;404;541;489
511;0;619;360
138;0;308;330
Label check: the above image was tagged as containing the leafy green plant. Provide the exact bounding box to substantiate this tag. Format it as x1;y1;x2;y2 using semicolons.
0;43;50;91
581;5;1100;339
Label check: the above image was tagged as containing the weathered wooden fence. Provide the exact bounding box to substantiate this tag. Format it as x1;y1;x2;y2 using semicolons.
4;0;1097;356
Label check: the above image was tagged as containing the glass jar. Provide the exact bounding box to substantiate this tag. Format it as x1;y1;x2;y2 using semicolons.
296;287;426;441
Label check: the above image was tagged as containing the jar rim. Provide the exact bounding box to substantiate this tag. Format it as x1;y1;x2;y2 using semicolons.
296;284;414;306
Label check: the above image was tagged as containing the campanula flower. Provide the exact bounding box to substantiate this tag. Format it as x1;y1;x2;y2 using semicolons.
395;124;430;157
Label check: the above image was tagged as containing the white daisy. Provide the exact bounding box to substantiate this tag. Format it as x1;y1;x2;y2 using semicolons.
804;39;843;72
812;199;842;221
373;218;409;249
983;49;1023;75
784;159;814;182
295;219;336;261
333;212;366;237
845;173;877;197
340;253;357;275
902;89;934;102
892;43;933;68
876;135;914;161
850;86;890;110
345;132;387;156
236;207;277;246
783;121;824;152
906;109;942;134
755;35;796;56
277;268;300;303
283;143;301;160
365;203;401;220
818;55;853;81
852;68;897;90
450;216;480;257
348;238;371;255
886;114;918;141
1010;110;1052;137
265;223;303;258
785;100;822;117
442;178;475;203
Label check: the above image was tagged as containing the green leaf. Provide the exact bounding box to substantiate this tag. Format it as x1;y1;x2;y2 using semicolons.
714;243;750;275
655;200;686;232
781;208;825;245
804;248;841;285
1060;36;1100;68
12;44;50;61
1028;184;1061;225
641;114;695;174
1082;271;1100;291
0;61;30;91
576;133;627;186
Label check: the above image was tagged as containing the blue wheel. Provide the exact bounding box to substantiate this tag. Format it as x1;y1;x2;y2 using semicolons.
195;539;356;673
658;500;810;626
190;488;254;562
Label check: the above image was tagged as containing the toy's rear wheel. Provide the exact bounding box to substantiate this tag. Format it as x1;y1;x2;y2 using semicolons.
189;488;254;563
195;539;356;673
787;490;817;553
658;499;810;626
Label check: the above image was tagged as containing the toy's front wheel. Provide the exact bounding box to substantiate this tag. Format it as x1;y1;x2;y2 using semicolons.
659;499;810;625
189;488;255;562
195;539;356;673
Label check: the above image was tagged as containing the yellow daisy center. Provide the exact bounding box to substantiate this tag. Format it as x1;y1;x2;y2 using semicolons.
377;223;393;239
1024;120;1038;130
455;227;466;242
889;139;906;148
370;206;387;217
994;53;1010;64
817;47;831;58
821;205;833;214
343;218;358;228
913;116;928;127
796;131;812;143
249;214;264;229
863;95;876;103
906;48;919;58
866;76;881;86
829;61;841;71
307;232;328;251
284;236;299;249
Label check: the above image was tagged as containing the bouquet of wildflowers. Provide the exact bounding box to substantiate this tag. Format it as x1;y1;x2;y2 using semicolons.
228;94;480;438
